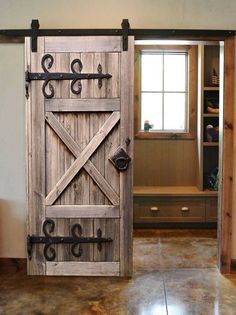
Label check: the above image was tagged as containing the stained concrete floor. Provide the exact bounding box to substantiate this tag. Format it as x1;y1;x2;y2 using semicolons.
1;229;236;315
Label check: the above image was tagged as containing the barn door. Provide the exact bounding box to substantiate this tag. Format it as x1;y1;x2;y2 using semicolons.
25;36;134;276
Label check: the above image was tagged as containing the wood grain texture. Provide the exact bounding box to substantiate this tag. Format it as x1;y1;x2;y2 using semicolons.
25;37;32;274
205;197;218;222
134;140;197;187
46;262;120;276
89;113;106;205
46;111;120;206
46;205;120;218
133;186;218;197
45;98;120;112
218;38;234;273
0;258;27;274
94;219;120;262
55;54;71;261
197;45;204;190
45;112;119;205
27;36;133;276
26;37;46;275
119;37;134;276
45;36;122;53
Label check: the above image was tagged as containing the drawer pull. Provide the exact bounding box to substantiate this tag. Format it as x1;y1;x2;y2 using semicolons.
150;206;159;212
181;207;189;212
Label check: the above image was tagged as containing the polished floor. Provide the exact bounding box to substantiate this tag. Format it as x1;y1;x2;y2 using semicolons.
1;229;236;315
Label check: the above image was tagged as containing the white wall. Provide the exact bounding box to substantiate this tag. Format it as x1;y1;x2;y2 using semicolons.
0;44;26;257
1;0;236;258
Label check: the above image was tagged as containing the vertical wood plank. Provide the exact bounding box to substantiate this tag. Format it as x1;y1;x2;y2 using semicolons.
94;53;107;98
89;52;106;206
81;53;94;99
104;52;120;205
58;53;72;261
90;114;106;205
55;53;70;98
27;37;46;275
70;219;93;261
167;140;184;186
183;140;197;185
133;139;197;187
70;53;81;99
70;112;92;261
25;37;32;274
94;219;119;261
197;45;204;190
120;37;134;276
105;123;120;199
106;51;121;194
106;52;120;98
71;52;94;261
218;38;234;273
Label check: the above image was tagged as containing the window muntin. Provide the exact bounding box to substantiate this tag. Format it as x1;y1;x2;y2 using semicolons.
140;51;188;132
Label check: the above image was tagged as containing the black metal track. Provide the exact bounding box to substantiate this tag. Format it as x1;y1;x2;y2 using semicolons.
1;19;236;53
0;28;235;38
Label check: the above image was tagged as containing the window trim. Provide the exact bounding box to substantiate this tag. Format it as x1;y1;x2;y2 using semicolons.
134;45;197;140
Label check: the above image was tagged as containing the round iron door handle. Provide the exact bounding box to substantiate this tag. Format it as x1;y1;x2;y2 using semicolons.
114;156;130;171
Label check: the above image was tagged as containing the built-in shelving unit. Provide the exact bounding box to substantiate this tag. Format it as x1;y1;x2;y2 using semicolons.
198;43;220;193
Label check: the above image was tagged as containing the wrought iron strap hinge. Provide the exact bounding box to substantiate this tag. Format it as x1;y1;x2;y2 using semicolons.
25;54;112;99
27;219;113;261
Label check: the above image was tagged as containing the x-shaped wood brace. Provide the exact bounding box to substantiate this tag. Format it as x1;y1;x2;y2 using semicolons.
45;111;120;206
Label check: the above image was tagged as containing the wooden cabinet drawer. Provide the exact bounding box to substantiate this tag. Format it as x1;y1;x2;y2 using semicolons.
134;197;205;223
206;197;218;222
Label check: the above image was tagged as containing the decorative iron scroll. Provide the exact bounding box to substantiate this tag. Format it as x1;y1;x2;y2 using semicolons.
25;54;112;98
27;219;113;261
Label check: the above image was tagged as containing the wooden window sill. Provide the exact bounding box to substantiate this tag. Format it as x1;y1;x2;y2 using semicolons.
134;131;195;140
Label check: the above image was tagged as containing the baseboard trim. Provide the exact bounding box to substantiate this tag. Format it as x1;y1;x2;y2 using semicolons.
231;259;236;273
0;258;27;273
134;222;217;229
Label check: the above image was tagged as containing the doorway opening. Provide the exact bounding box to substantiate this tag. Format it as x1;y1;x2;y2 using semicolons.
133;39;224;272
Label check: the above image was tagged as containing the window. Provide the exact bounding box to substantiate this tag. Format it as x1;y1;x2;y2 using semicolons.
134;45;197;139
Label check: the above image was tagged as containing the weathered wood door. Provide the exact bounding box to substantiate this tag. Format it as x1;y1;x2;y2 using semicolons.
25;36;134;276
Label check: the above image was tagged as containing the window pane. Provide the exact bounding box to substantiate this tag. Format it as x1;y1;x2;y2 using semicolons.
164;54;186;92
164;93;186;130
141;54;163;91
141;93;163;130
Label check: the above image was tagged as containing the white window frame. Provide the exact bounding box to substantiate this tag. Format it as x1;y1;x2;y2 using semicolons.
140;51;188;133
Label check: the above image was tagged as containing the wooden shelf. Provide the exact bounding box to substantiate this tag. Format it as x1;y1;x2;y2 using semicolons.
133;186;218;197
203;142;219;146
203;113;219;117
203;189;218;196
204;86;219;91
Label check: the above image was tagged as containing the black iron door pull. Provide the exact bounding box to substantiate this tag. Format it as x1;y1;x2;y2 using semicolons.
25;54;112;98
109;147;131;172
27;219;113;261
